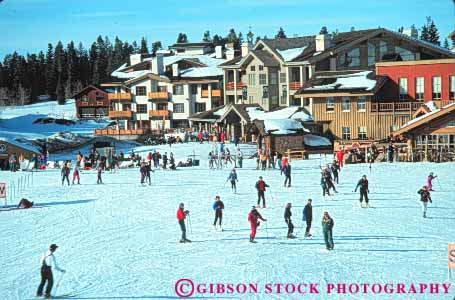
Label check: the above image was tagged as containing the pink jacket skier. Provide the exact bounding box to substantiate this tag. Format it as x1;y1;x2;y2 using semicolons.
426;172;437;191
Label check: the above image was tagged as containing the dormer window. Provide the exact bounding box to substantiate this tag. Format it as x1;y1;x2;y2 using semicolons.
259;65;264;71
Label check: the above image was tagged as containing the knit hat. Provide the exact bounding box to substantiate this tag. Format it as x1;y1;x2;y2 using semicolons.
49;244;58;250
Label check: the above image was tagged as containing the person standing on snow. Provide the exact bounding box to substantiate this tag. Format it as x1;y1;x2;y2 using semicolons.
283;162;291;187
418;185;432;218
237;149;243;168
145;162;152;185
320;171;331;197
61;162;70;186
176;203;191;243
322;212;334;250
140;162;147;185
227;168;238;193
331;160;339;184
36;244;65;298
426;172;437;191
284;203;295;239
97;165;103;184
162;152;168;170
248;207;267;243
255;176;270;208
72;163;80;185
354;175;370;208
303;199;313;237
212;196;225;231
335;148;344;168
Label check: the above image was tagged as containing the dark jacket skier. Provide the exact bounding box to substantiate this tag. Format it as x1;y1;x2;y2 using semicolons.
255;176;270;208
283;163;291;187
322;212;334;250
284;203;295;238
212;196;225;230
355;175;369;207
418;185;432;218
302;199;313;237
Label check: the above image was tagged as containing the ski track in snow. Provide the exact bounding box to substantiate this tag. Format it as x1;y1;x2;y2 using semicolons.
0;142;454;299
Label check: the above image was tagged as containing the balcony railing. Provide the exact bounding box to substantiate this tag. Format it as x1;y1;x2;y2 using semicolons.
148;91;169;100
149;110;169;118
95;129;146;136
226;82;246;90
289;82;301;90
433;100;454;109
370;101;422;113
108;93;132;101
108;110;132;118
201;90;222;98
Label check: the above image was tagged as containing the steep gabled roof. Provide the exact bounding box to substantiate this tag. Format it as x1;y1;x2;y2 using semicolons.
124;73;170;86
250;50;280;67
71;85;106;99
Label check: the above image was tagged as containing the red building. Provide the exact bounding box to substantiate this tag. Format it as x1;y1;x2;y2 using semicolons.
376;59;455;106
73;85;110;119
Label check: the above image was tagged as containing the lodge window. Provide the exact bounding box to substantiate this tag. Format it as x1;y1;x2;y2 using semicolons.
367;42;376;66
258;65;264;71
262;86;269;99
271;96;278;105
159;86;167;92
96;96;104;101
122;103;131;111
82;95;88;101
399;78;408;100
156;103;167;110
135;86;147;96
342;97;350;112
450;76;455;100
195;103;206;113
173;85;184;95
342;127;351;140
251;66;256;71
136;104;147;114
259;74;267;85
270;72;278;85
415;77;424;101
248;96;254;104
358;127;367;140
338;48;360;68
190;85;198;95
432;76;441;100
279;72;286;83
173;103;184;113
357;96;366;111
281;85;287;105
395;46;414;61
379;41;388;60
326;97;334;112
248;74;256;85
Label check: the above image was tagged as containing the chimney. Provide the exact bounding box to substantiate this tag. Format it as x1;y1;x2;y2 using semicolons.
225;42;235;50
152;53;164;75
402;28;418;39
241;42;251;57
129;53;142;66
215;45;223;59
172;63;179;77
226;49;235;61
315;34;332;52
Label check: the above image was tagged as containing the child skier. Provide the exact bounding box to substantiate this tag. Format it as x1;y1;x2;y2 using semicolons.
61;162;70;186
212;196;225;231
426;172;437;191
284;203;295;238
72;163;80;185
176;203;191;243
418;185;432;218
322;212;334;251
255;176;270;208
283;162;291;187
302;199;313;237
354;175;370;208
227;168;238;193
247;206;267;243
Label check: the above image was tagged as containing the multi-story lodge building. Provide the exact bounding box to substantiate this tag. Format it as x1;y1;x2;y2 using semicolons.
73;85;110;119
220;28;454;117
93;42;226;133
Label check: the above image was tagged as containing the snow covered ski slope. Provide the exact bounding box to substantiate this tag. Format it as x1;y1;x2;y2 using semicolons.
0;142;454;299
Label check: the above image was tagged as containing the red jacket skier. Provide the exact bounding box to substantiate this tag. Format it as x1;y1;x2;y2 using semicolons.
247;207;266;243
336;149;345;168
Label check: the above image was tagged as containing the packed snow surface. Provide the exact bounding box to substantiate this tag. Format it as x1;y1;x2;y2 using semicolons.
0;142;454;299
305;71;376;91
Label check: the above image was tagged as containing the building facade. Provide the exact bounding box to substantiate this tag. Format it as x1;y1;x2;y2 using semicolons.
73;85;110;119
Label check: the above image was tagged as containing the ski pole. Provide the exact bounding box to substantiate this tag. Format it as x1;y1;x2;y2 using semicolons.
188;214;193;239
53;271;66;296
436;177;442;190
265;220;269;242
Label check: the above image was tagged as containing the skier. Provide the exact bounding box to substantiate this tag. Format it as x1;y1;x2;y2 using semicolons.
145;162;152;185
284;203;295;239
331;160;339;184
280;156;288;175
322;167;338;193
320;171;331;198
237;149;243;168
61;162;70;186
426;172;437;191
302;199;313;237
283;162;291;187
335;148;344;168
276;152;283;171
260;152;267;170
176;203;191;243
140;162;147;185
72;163;80;185
36;244;65;298
255;176;270;208
17;198;34;209
212;196;225;231
227;168;238;193
322;212;334;251
247;206;267;243
97;165;103;184
418;185;432;218
162;152;168;169
354;175;370;208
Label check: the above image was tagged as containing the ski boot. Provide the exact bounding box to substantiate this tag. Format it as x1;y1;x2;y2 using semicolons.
358;202;362;208
249;238;257;243
219;226;224;232
366;203;370;208
263;204;267;208
184;239;192;243
423;212;426;218
256;205;261;208
287;234;296;239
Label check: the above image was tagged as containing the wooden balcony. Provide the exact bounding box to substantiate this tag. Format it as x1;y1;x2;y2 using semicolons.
108;93;132;101
433;100;454;109
149;110;169;118
108;110;132;118
148;91;169;100
201;89;222;98
370;101;422;113
95;129;146;136
226;82;246;90
289;82;301;90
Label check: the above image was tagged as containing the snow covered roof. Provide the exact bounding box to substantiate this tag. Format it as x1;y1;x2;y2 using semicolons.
277;46;307;62
304;134;332;147
111;63;153;79
246;106;313;122
305;71;376;91
0;137;41;154
263;119;309;135
180;66;223;78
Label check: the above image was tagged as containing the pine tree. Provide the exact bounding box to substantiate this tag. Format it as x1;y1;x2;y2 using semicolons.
140;37;149;53
45;43;56;98
427;18;440;45
152;41;162;53
56;73;65;104
275;27;286;39
76;42;90;86
66;41;77;95
226;29;238;47
319;26;328;35
397;27;404;33
443;38;450;49
203;30;212;42
246;27;254;45
132;41;139;54
255;36;261;44
89;42;99;85
420;24;429;42
176;33;188;43
212;34;223;46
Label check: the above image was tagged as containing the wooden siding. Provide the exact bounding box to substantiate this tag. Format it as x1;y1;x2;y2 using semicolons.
311;96;413;140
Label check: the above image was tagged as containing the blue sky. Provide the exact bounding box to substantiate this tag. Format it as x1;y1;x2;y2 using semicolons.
1;0;454;59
